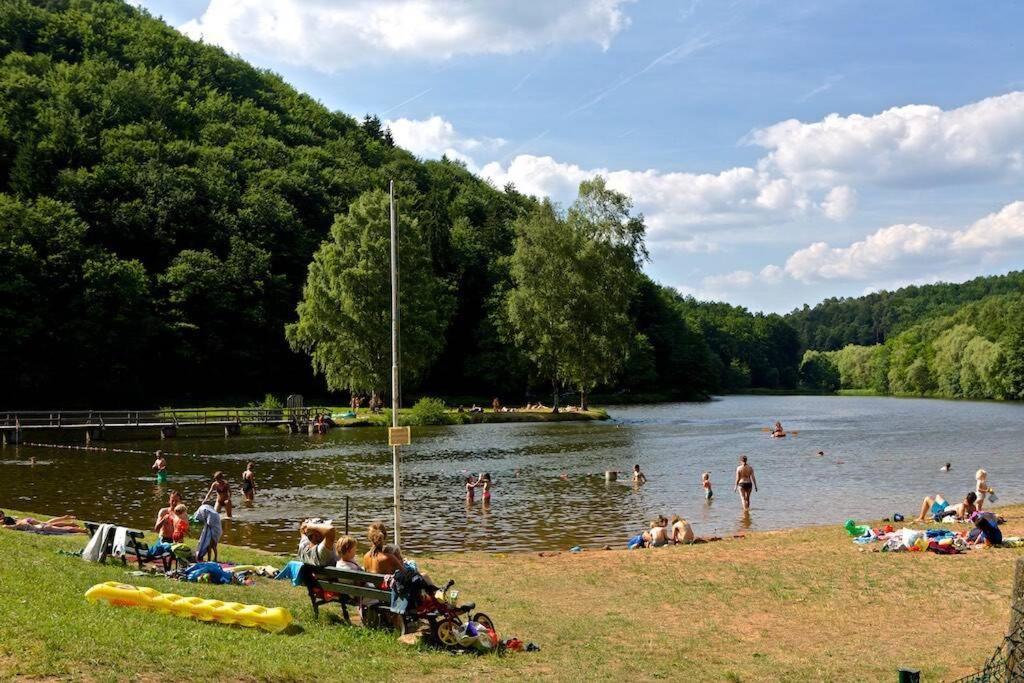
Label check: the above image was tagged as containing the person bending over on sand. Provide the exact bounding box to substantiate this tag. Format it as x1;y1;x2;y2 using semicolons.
241;462;256;502
915;492;977;523
202;471;233;518
1;511;86;534
670;515;695;544
298;519;338;567
734;456;758;510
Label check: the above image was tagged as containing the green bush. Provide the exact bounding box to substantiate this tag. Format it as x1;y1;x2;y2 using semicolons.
405;397;452;426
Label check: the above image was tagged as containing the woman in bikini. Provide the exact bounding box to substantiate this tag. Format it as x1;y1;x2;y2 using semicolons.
734;455;758;510
1;511;86;534
202;471;233;518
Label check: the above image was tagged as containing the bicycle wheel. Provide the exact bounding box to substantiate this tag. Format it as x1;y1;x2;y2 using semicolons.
471;612;495;631
432;615;462;648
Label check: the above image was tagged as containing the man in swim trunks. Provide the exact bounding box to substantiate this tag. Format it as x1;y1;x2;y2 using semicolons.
734;455;758;510
154;490;181;542
241;462;256;502
151;450;167;484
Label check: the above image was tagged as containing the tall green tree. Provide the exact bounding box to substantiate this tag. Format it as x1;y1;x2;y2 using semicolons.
507;178;646;409
286;188;452;401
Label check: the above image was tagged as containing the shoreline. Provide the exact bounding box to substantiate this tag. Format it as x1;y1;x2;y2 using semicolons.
2;504;1022;681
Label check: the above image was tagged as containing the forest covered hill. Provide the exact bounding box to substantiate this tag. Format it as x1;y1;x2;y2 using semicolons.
0;0;807;407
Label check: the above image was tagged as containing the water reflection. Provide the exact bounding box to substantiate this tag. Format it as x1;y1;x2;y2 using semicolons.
2;396;1024;553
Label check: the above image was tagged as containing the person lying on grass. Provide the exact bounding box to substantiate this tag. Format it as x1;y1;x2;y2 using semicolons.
0;511;86;534
915;492;977;523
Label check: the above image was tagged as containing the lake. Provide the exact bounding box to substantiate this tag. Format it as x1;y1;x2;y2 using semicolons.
1;395;1021;553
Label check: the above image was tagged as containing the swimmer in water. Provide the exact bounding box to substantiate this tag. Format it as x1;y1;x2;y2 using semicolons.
940;462;951;472
465;474;477;503
633;464;647;486
702;472;713;500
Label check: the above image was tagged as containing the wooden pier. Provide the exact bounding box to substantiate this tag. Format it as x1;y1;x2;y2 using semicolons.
0;407;329;444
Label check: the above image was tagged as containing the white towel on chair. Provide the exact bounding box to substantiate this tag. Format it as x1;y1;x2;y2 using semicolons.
82;524;112;562
111;526;128;557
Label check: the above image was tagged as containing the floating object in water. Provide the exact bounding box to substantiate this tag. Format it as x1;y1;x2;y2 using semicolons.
85;582;292;632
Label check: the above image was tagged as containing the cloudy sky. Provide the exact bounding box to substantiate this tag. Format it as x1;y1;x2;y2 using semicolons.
136;0;1024;313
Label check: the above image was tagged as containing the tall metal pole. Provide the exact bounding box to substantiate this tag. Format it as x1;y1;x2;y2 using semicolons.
389;179;402;548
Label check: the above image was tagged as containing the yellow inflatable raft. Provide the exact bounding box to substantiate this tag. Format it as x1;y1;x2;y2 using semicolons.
85;582;292;633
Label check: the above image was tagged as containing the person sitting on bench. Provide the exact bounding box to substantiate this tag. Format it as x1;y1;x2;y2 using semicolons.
299;519;337;567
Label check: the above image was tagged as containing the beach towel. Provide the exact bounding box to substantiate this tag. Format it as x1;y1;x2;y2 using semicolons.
194;504;222;558
82;524;113;562
111;527;128;557
275;560;305;586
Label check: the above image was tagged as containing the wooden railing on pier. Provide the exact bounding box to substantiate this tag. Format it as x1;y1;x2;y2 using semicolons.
0;408;330;443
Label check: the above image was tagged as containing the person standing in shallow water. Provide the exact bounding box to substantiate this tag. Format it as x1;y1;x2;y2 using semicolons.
151;450;167;484
241;462;256;502
734;455;758;511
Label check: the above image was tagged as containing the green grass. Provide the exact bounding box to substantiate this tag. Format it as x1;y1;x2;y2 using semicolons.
4;507;1022;680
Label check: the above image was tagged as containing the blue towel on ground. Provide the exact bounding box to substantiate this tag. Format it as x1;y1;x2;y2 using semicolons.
274;560;305;586
183;562;233;584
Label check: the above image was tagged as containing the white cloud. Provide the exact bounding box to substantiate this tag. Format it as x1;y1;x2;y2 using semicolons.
784;222;952;282
179;0;632;71
386;115;505;164
750;91;1024;188
697;200;1024;295
953;200;1024;249
820;185;857;221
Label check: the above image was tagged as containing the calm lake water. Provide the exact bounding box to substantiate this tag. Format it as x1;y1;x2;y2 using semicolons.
2;396;1022;553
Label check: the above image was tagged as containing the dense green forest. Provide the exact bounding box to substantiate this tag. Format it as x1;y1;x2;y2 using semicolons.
0;0;807;408
785;271;1024;350
818;293;1024;400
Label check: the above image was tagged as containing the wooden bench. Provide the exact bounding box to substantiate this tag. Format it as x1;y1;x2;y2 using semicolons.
84;522;172;571
298;564;396;626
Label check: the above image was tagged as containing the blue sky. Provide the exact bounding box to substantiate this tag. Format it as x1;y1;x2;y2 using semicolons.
136;0;1024;312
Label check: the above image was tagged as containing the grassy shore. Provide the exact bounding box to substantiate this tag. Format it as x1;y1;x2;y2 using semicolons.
158;406;608;429
1;507;1022;681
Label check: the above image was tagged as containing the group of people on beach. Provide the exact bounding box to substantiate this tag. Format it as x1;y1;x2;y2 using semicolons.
151;452;258;515
297;517;415;578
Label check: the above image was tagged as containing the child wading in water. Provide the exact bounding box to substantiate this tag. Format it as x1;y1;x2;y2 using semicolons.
633;464;647;486
151;451;167;484
479;473;493;505
702;472;713;500
465;474;478;504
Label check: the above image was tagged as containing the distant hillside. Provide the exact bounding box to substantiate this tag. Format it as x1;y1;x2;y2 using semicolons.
786;271;1024;351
